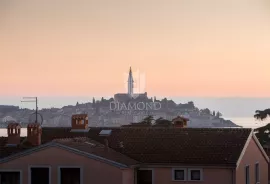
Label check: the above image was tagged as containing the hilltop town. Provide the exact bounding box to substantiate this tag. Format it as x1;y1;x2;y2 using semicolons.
0;97;239;128
0;68;240;128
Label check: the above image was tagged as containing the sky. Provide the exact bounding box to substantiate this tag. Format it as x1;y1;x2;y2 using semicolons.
1;0;270;98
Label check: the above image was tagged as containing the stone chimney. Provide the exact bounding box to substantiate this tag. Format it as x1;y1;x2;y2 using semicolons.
7;122;21;145
27;123;42;146
71;114;88;130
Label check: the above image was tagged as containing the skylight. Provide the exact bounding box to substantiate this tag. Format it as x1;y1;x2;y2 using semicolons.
99;130;112;136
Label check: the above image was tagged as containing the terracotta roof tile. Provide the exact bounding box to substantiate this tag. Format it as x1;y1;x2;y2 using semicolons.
1;127;252;167
53;137;138;166
40;127;251;166
0;137;33;159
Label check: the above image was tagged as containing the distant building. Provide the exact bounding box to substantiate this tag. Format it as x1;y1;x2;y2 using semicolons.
114;67;148;102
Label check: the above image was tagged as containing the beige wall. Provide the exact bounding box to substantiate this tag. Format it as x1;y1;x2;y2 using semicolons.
236;136;268;184
0;146;131;184
152;167;232;184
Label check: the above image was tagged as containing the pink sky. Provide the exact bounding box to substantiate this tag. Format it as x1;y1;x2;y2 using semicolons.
1;0;270;97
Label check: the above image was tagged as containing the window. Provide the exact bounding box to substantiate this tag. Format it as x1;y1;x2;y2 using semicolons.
59;167;81;184
188;169;203;181
137;169;153;184
30;167;50;184
255;163;260;183
0;171;21;184
245;165;250;184
172;169;186;181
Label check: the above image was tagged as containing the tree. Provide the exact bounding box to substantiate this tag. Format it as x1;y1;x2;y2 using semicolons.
253;109;270;146
140;115;154;125
154;117;172;127
201;108;211;115
92;98;96;104
213;111;216;116
254;109;270;121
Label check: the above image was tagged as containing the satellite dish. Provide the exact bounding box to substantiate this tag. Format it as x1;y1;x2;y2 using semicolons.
29;112;43;126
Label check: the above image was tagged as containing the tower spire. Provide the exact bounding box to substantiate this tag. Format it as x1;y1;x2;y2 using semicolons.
128;67;134;95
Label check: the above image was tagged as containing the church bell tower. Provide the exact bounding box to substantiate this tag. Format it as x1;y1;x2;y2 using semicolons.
128;67;134;95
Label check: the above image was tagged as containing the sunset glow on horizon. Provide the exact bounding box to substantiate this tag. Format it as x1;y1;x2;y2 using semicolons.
1;0;270;97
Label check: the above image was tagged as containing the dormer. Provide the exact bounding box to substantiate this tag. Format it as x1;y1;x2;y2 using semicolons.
71;114;89;132
7;122;21;146
172;116;189;128
27;123;42;146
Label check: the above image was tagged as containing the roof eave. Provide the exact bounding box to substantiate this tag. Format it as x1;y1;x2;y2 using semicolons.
0;142;129;169
236;129;253;169
130;163;236;169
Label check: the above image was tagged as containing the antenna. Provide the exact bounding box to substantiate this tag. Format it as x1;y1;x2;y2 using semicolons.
21;97;42;125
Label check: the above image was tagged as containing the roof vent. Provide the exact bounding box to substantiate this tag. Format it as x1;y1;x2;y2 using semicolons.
99;130;112;136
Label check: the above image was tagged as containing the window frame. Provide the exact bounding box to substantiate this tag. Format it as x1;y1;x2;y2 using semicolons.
255;162;260;183
245;165;250;184
188;168;203;181
58;166;83;184
0;169;22;184
28;165;51;184
172;168;187;181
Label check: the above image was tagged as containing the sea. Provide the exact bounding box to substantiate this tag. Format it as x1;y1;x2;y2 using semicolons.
0;117;267;137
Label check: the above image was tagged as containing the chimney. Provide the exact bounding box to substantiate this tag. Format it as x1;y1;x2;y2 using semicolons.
71;114;88;130
172;116;188;128
27;123;42;146
7;122;21;145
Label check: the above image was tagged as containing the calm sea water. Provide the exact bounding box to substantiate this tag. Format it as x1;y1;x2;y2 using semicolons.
0;117;267;137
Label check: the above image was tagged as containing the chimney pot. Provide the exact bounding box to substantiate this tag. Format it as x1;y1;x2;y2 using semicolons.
7;122;21;145
71;114;88;130
27;123;42;146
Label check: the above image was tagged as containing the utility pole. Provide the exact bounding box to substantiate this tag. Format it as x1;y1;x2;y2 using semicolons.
21;97;38;123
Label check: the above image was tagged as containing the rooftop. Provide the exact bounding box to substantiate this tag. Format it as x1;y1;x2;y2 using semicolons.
0;127;252;166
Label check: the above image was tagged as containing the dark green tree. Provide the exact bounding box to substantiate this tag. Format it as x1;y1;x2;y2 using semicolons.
140;115;154;125
154;117;172;127
254;109;270;120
